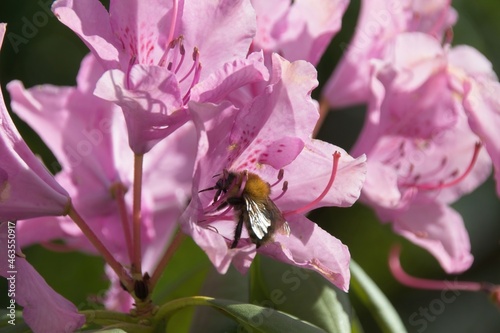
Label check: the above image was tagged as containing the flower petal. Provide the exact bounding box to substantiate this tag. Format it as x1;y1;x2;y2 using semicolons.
1;223;85;332
52;0;121;68
260;214;351;291
182;0;256;81
389;201;473;274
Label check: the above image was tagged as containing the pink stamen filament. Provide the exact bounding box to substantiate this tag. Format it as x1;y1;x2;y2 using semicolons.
272;181;288;202
400;142;482;190
126;56;137;90
149;228;185;292
68;205;133;290
174;40;186;74
167;0;179;44
112;183;134;264
283;152;341;217
169;39;180;73
270;169;285;187
389;244;483;292
178;51;198;83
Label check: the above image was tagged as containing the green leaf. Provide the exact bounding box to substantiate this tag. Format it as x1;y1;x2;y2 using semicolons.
350;260;407;333
249;255;351;333
83;329;127;333
207;298;327;333
155;296;327;333
189;266;249;333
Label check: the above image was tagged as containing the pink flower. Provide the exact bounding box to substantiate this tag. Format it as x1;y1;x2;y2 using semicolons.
459;50;500;197
8;54;197;311
1;222;85;333
52;0;257;154
183;54;366;291
0;24;69;222
352;33;493;273
323;0;457;108
250;0;350;65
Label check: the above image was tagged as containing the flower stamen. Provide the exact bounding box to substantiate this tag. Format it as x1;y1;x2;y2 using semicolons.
272;181;288;201
283;152;341;217
400;142;482;190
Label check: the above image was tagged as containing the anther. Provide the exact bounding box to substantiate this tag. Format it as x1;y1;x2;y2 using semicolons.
270;169;285;187
272;181;288;202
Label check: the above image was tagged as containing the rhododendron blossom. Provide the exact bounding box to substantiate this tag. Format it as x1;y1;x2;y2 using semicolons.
323;0;457;108
53;0;257;154
351;33;493;273
184;54;366;291
250;0;350;65
2;1;500;331
0;23;84;332
8;54;197;311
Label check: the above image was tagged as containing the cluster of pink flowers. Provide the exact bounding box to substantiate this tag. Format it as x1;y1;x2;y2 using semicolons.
0;0;499;332
322;0;500;275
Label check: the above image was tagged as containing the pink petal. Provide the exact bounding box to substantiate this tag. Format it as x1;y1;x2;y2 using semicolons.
260;214;351;291
52;0;121;69
108;0;178;65
182;0;256;81
277;139;366;212
0;27;69;221
231;54;319;171
389;201;473;274
192;52;269;104
448;45;497;79
463;79;500;196
94;65;187;154
279;0;350;65
322;0;455;108
1;223;85;332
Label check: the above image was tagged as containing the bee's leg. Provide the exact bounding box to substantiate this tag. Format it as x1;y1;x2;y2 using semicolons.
213;189;222;203
230;214;244;249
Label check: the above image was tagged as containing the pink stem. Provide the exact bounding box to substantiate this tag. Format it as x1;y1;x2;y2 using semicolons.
389;245;482;291
68;205;133;289
132;154;144;277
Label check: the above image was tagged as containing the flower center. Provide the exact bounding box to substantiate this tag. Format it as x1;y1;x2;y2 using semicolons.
158;36;202;104
398;141;482;191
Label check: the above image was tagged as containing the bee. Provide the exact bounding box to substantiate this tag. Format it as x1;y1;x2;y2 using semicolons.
200;170;290;248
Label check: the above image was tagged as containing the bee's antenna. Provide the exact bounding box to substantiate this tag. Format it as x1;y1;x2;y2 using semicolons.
199;186;216;193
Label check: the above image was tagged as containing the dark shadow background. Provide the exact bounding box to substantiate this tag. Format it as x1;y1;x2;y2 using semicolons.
0;1;499;332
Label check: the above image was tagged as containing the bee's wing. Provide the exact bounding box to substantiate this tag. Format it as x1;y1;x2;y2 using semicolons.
244;197;290;240
244;197;272;240
266;199;290;237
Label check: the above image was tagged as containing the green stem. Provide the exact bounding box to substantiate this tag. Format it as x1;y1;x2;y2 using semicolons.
153;296;214;323
81;309;141;324
350;260;407;333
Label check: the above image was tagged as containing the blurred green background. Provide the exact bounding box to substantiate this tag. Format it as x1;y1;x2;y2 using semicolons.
0;1;499;332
